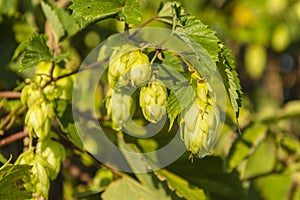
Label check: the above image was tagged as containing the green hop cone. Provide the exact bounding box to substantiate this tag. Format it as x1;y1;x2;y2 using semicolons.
108;45;151;88
139;80;167;123
36;137;66;180
127;50;151;87
106;88;133;131
25;101;54;139
180;81;219;157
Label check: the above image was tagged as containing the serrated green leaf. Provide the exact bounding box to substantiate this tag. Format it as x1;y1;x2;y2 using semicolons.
0;164;33;200
167;81;195;130
176;16;220;62
218;45;242;119
41;1;79;41
41;1;65;42
243;135;276;179
120;0;142;25
177;32;218;76
225;123;268;172
69;0;122;29
155;169;206;200
20;34;53;71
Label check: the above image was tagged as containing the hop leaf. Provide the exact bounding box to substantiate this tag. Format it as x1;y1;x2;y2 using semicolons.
139;80;168;123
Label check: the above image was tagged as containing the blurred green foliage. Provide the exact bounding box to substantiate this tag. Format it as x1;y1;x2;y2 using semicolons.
0;0;300;200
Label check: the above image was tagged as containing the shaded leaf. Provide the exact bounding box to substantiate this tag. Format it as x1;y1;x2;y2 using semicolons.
118;135;168;194
251;174;293;200
243;135;276;179
167;156;246;200
155;169;207;200
225;123;268;172
54;99;83;150
102;176;171;200
0;164;33;200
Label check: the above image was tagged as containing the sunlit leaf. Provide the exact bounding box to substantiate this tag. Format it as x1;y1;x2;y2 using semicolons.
155;169;206;200
120;0;142;25
218;45;243;119
41;1;65;42
69;0;122;29
20;34;53;71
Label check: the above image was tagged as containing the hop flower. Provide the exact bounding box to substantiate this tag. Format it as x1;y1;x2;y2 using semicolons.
108;45;151;88
180;80;219;157
106;88;133;131
139;80;167;123
127;50;151;87
25;101;54;139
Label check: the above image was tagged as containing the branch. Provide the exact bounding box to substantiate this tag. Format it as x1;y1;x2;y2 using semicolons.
0;130;28;147
0;104;24;132
0;91;21;99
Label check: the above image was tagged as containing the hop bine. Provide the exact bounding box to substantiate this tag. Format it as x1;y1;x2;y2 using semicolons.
180;79;219;158
139;79;168;123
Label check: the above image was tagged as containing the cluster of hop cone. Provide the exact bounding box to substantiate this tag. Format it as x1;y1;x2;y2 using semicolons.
104;45;219;158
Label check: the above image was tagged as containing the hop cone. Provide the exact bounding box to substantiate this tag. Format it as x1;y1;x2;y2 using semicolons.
180;81;219;157
108;46;151;88
139;80;167;123
106;88;133;131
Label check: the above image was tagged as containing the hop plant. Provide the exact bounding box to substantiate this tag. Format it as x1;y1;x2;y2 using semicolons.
180;79;219;157
108;45;151;88
139;79;167;123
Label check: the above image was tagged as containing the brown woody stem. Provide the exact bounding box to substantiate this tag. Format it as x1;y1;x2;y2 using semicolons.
0;130;28;147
